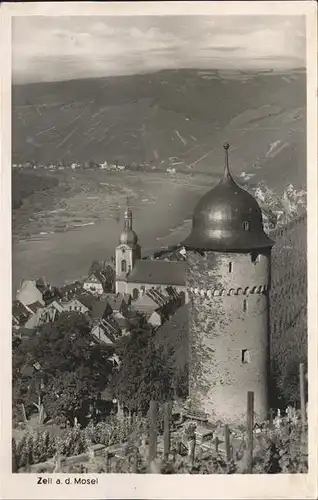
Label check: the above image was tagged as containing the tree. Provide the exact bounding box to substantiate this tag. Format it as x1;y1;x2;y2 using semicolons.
43;371;92;426
111;328;174;415
12;312;115;426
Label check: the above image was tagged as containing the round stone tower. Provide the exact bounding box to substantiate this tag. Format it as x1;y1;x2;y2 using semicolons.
182;143;274;424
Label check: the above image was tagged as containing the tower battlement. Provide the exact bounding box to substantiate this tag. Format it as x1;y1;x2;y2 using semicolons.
188;284;268;297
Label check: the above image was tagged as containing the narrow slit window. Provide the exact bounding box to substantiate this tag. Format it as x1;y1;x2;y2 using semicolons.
242;221;250;231
243;299;247;312
241;349;250;364
229;262;232;273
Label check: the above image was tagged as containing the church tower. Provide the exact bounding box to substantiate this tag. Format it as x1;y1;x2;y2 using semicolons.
115;204;141;294
182;143;274;424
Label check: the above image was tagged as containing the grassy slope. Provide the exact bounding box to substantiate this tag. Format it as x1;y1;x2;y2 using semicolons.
12;69;306;190
12;170;59;209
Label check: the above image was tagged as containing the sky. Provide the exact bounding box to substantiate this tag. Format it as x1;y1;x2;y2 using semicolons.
12;15;306;83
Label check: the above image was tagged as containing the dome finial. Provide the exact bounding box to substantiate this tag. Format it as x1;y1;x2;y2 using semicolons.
223;142;231;178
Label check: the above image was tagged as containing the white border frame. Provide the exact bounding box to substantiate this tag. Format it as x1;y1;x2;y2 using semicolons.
1;2;317;499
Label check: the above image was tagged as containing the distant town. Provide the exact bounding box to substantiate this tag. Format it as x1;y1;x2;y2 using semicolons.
12;158;180;175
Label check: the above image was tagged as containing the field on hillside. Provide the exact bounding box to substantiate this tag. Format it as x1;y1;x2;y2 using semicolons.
12;69;306;189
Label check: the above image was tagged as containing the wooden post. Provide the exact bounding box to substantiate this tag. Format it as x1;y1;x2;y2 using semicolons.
131;448;138;473
21;403;27;423
268;408;274;430
215;436;219;454
176;439;181;456
148;401;158;467
38;404;44;425
105;451;111;473
188;437;196;465
163;401;171;461
299;363;306;429
224;425;231;462
246;391;254;474
12;438;18;473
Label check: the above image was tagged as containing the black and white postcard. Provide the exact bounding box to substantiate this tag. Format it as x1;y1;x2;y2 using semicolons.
0;2;317;499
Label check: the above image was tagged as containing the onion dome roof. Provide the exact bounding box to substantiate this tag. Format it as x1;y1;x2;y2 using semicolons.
119;229;138;245
119;203;138;246
182;143;274;252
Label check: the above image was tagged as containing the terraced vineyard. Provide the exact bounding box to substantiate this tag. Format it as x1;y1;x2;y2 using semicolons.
270;214;307;405
12;68;306;191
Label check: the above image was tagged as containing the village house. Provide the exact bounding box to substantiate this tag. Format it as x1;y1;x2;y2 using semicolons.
147;309;165;328
83;273;105;296
12;300;33;327
59;281;83;300
39;300;65;324
23;301;45;329
13;326;38;341
16;280;45;307
130;286;174;313
130;292;161;314
60;298;90;315
35;277;49;295
91;317;123;345
73;292;96;312
112;314;131;334
103;293;130;315
91;299;113;322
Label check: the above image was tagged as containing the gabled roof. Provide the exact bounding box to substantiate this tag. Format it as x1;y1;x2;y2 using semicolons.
12;300;32;325
152;245;187;262
27;301;44;314
75;293;95;311
146;288;170;307
91;317;122;344
61;298;89;311
85;273;103;284
103;293;125;312
46;300;65;313
121;293;131;305
126;260;186;286
92;300;112;319
60;282;82;295
113;313;130;330
131;294;159;313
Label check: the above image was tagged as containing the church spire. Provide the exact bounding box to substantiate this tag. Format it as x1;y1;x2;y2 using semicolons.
124;198;132;231
223;141;232;179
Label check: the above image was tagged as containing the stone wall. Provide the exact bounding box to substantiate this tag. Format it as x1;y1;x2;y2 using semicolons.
187;249;271;424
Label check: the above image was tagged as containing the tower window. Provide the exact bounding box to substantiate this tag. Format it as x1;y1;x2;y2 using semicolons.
242;221;250;231
121;260;127;273
243;299;247;312
132;288;139;299
241;349;250;364
229;262;232;273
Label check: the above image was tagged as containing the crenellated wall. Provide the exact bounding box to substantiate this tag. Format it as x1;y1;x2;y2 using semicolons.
187;249;271;424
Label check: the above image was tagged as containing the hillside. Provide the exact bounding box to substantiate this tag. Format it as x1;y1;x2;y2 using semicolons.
12;68;306;190
12;170;59;209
